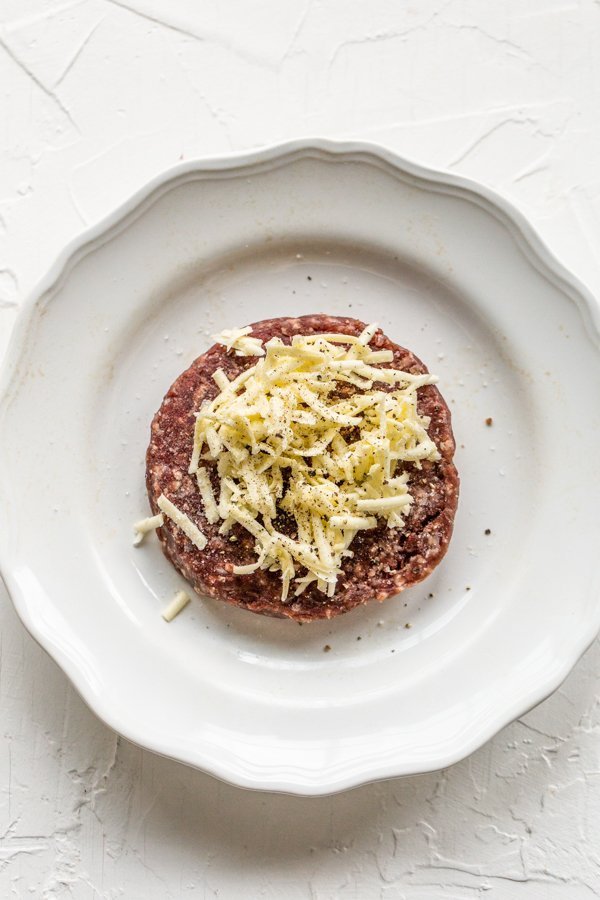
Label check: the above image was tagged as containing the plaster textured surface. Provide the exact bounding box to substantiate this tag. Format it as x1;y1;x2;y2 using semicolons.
0;1;599;896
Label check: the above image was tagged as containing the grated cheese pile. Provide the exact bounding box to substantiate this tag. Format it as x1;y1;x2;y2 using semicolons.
183;323;441;602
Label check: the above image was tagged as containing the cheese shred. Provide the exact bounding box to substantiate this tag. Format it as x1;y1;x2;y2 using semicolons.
213;326;265;357
133;513;164;546
187;323;440;600
157;494;207;551
162;590;191;622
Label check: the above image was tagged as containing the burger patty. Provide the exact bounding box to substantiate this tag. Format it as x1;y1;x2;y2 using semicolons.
146;314;459;622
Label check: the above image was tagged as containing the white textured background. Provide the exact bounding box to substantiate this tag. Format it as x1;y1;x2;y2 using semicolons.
1;1;600;897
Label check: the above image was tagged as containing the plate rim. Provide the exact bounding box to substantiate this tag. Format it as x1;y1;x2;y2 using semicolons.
1;137;599;796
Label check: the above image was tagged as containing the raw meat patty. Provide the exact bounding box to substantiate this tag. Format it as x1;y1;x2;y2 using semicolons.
146;314;459;622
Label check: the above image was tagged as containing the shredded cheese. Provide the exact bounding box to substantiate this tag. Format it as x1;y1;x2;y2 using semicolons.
162;590;191;622
133;513;164;546
157;494;207;551
195;468;220;524
187;323;440;600
213;326;265;357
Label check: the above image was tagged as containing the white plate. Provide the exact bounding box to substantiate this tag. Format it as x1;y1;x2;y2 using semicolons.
1;140;599;796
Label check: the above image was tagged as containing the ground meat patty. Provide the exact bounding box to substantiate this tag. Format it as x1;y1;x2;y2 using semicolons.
146;314;459;622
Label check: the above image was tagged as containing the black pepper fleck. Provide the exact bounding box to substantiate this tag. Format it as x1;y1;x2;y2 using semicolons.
485;528;491;535
323;644;331;652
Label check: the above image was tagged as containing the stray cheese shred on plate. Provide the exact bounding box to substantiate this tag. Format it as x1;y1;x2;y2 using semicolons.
133;512;164;546
162;589;191;622
185;323;441;602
